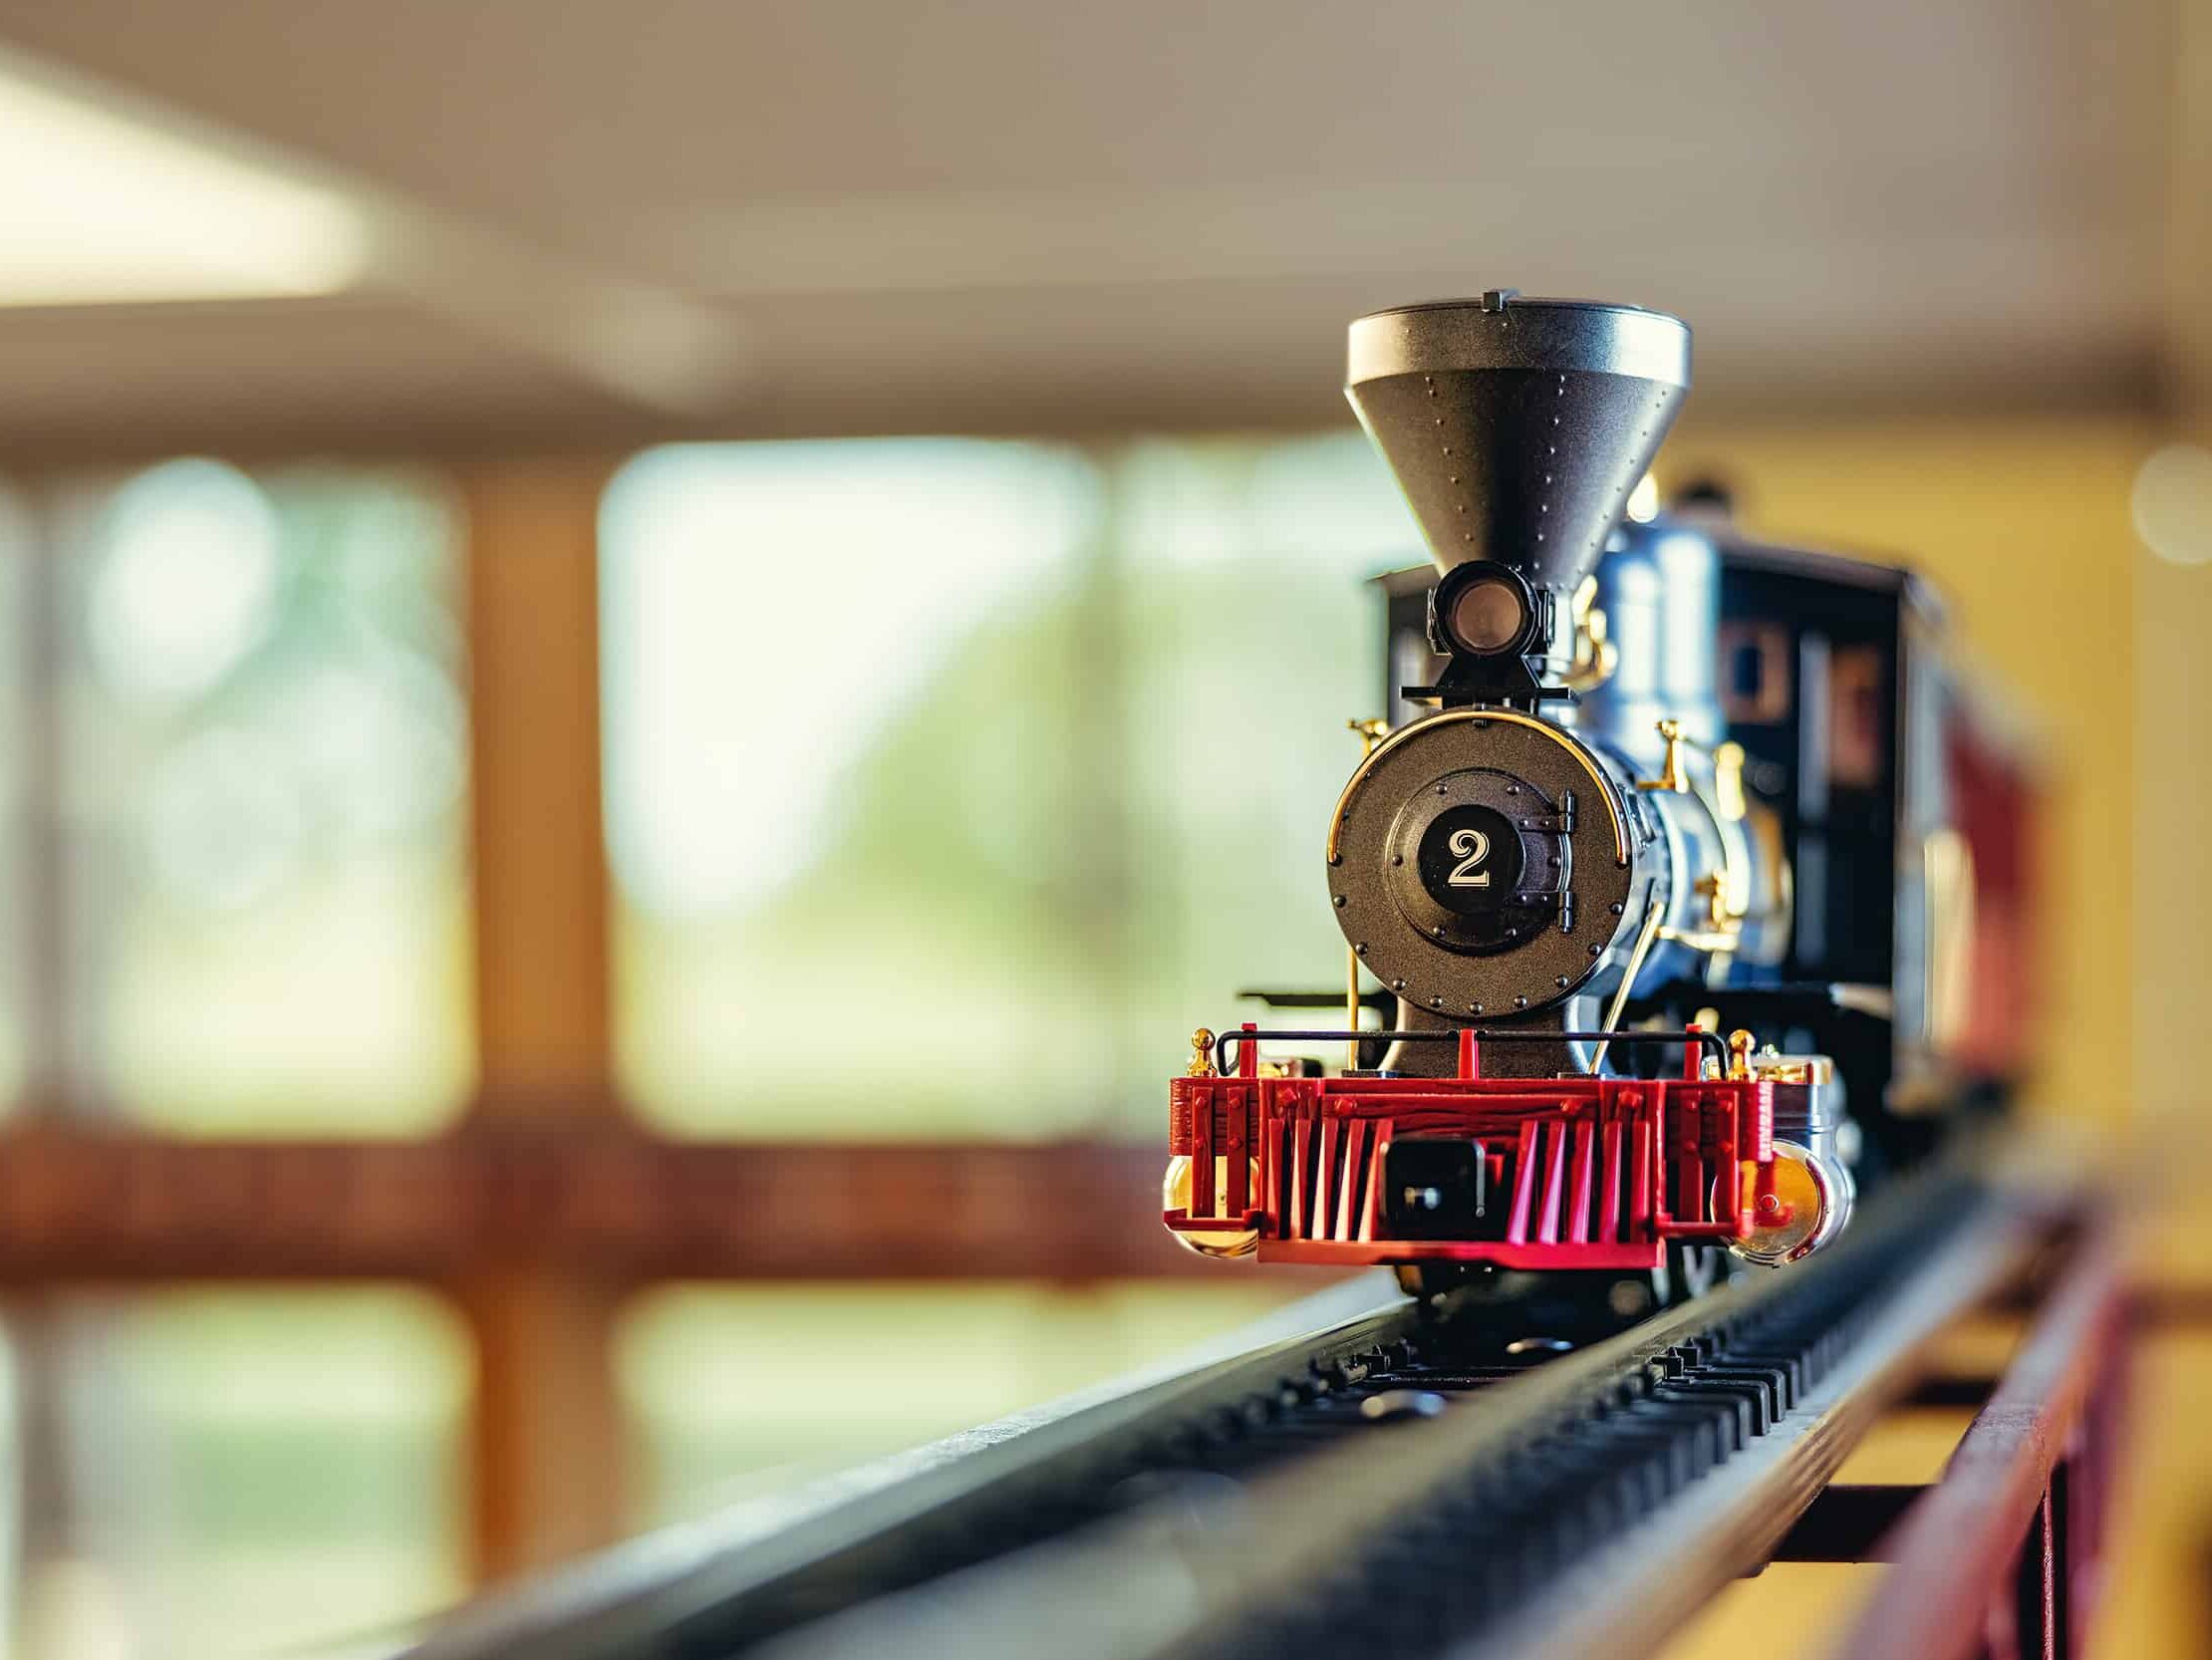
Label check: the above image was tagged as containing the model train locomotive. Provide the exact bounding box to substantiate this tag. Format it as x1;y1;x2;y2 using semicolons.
1164;293;2035;1308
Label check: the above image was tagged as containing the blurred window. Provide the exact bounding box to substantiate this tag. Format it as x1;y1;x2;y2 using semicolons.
618;1279;1301;1525
601;433;1418;1138
602;439;1105;1138
1104;436;1426;1109
4;1289;469;1660
0;488;33;1112
40;460;472;1132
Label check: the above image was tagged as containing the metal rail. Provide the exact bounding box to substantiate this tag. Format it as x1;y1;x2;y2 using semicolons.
395;1274;1420;1660
1439;1199;2050;1660
751;1171;2046;1660
395;1154;2107;1660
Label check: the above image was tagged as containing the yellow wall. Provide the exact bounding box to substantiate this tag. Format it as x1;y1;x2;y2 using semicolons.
2134;543;2212;1127
1654;413;2212;1659
1658;414;2157;1121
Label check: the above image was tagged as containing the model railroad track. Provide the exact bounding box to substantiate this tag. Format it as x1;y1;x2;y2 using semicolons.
402;1160;2068;1660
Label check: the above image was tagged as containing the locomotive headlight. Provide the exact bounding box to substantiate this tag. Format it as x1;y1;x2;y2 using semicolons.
1162;1157;1261;1258
1727;1142;1853;1264
1432;564;1536;659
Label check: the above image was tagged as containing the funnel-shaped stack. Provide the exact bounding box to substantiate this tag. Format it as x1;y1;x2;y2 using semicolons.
1346;294;1691;607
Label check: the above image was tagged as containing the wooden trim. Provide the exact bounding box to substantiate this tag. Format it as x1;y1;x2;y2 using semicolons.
461;460;617;1111
0;1129;1209;1282
456;459;623;1579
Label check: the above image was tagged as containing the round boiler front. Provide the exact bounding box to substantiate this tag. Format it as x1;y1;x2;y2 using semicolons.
1327;709;1641;1018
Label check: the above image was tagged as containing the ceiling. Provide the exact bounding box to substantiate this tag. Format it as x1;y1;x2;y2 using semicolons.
0;0;2184;458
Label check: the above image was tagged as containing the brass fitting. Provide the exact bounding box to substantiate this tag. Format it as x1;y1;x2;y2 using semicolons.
1714;740;1748;822
1639;718;1691;793
1562;577;1618;694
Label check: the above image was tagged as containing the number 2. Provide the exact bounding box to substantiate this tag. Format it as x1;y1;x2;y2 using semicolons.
1448;828;1491;887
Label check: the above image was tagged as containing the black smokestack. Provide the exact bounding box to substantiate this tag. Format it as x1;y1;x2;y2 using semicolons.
1345;291;1691;647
